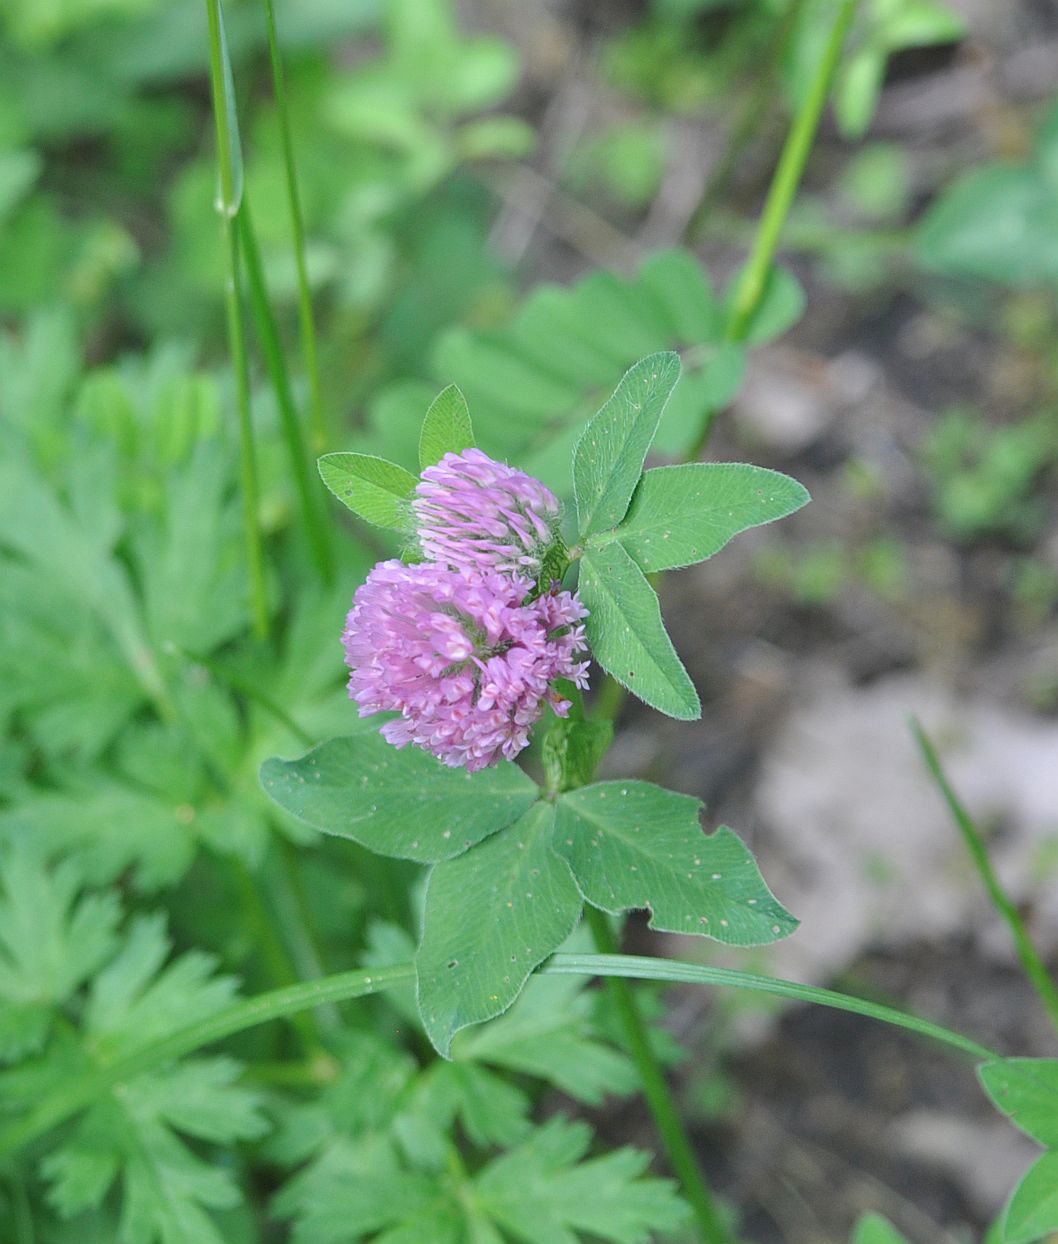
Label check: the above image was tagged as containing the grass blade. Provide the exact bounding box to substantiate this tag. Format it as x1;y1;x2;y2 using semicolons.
260;0;327;453
205;0;268;637
238;195;334;583
913;717;1058;1038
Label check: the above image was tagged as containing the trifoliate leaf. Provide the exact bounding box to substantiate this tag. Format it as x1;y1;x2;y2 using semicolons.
261;733;539;863
554;782;798;946
416;803;582;1056
473;1117;689;1244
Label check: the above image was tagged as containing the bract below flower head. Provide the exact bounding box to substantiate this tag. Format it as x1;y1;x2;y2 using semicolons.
413;448;562;579
342;559;589;772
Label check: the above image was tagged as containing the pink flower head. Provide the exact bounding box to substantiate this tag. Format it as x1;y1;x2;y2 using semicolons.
413;448;562;578
342;560;590;772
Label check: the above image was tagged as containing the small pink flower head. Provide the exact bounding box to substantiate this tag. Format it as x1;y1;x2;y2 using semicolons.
413;448;563;578
343;560;589;772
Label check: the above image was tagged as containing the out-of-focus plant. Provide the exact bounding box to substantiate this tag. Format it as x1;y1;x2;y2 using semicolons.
917;99;1058;287
920;406;1057;544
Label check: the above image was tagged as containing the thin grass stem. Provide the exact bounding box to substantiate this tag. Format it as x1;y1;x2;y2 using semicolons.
0;954;998;1162
205;0;269;637
585;907;735;1244
913;718;1058;1039
238;196;334;582
260;0;328;454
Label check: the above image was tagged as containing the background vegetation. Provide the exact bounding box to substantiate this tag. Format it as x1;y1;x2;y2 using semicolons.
1;1;1057;1241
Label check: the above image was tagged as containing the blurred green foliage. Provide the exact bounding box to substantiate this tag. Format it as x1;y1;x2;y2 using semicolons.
918;101;1058;287
920;406;1058;543
1;0;1056;1238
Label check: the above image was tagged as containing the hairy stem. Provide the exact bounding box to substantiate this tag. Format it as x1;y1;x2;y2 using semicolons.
586;908;734;1244
913;719;1058;1039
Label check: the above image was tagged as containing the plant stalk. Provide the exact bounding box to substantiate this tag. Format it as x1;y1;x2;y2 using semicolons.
725;0;857;344
913;719;1058;1039
0;955;998;1162
586;907;734;1244
205;0;269;638
260;0;328;454
238;195;334;583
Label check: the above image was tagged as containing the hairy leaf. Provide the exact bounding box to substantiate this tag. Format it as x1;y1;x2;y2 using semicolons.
317;452;417;529
578;542;699;720
418;384;475;470
554;782;797;946
573;352;681;538
596;462;809;572
416;803;582;1056
261;733;539;863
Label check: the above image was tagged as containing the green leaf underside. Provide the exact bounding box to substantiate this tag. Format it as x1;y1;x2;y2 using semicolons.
596;462;810;572
979;1059;1058;1147
260;734;539;863
1004;1152;1058;1244
573;352;681;538
416;802;582;1057
851;1213;913;1244
317;452;417;529
578;542;700;720
418;383;475;471
554;782;797;945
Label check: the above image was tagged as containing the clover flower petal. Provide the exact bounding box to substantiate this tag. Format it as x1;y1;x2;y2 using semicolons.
342;560;589;771
413;448;562;577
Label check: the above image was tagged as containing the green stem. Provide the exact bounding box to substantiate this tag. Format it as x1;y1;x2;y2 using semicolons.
0;965;412;1162
725;0;857;343
549;953;997;1062
205;0;269;638
585;908;734;1244
238;196;334;584
260;0;327;454
0;955;997;1163
913;719;1058;1039
229;858;325;1054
